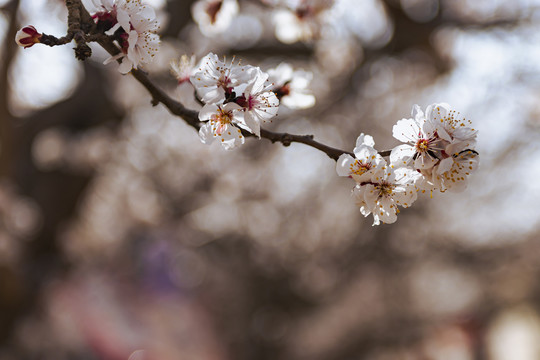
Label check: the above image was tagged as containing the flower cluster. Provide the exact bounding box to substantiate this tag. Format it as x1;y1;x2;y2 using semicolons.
186;53;283;149
92;0;160;74
337;103;479;225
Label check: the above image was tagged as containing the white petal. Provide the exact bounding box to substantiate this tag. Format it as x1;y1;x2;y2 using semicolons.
414;154;438;170
362;184;380;208
437;157;454;174
116;8;131;32
390;144;415;167
199;122;215;144
244;67;269;95
198;104;220;121
336;154;356;177
354;133;375;148
393;118;420;143
411;104;424;121
377;197;397;224
392;186;417;208
241;111;261;137
219;125;245;150
118;57;133;74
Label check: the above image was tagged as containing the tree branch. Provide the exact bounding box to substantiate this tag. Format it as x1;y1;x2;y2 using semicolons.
69;0;391;161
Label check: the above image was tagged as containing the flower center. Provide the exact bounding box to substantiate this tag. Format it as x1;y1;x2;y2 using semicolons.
377;183;394;198
211;108;233;135
415;138;429;152
235;95;255;109
350;160;371;176
274;82;291;100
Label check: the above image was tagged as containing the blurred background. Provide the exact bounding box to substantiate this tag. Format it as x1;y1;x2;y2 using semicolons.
1;0;540;359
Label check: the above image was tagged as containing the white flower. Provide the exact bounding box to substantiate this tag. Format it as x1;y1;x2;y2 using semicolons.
15;26;42;48
102;0;160;74
190;53;253;104
235;67;279;137
336;133;385;184
426;103;478;155
116;0;159;33
171;54;197;84
432;149;479;193
390;104;448;170
198;102;245;150
191;0;239;36
267;62;315;109
117;31;160;74
353;166;418;226
118;0;160;73
273;0;335;43
391;103;479;194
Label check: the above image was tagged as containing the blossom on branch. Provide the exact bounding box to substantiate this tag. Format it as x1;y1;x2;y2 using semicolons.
337;133;418;225
235;68;279;137
432;149;479;193
391;103;479;193
428;103;478;154
338;102;479;224
98;0;160;74
390;104;447;170
15;26;42;49
353;166;418;226
336;134;385;184
190;53;252;104
189;53;282;146
198;102;245;150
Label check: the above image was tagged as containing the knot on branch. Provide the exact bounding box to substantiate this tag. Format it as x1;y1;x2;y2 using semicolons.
75;43;91;60
281;134;293;146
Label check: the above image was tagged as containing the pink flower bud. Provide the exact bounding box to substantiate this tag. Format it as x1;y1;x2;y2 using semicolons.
15;26;42;49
